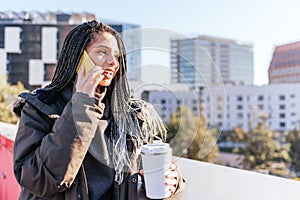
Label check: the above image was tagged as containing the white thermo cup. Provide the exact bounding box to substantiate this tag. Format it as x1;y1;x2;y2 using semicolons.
141;141;172;199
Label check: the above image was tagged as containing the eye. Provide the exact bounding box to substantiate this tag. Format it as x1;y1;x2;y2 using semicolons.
98;50;107;55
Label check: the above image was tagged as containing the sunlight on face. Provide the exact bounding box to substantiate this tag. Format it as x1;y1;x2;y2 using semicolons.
86;32;120;86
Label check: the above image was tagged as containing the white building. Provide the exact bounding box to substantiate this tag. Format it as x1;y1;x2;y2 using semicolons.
141;89;200;123
142;84;300;131
142;90;199;122
208;84;300;131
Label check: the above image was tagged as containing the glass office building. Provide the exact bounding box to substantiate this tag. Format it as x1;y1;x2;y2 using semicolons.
171;35;254;89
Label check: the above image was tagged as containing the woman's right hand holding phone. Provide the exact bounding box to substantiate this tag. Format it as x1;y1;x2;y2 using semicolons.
75;65;104;97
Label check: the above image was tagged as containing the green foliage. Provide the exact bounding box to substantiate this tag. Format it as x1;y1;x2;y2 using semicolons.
238;115;292;177
227;127;245;143
0;75;28;124
167;106;219;162
167;106;197;156
287;129;300;173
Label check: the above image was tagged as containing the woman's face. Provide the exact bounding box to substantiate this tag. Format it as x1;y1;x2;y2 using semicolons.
86;32;120;87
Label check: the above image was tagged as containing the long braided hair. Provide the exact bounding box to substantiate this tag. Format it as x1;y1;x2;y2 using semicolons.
44;20;166;184
46;20;127;92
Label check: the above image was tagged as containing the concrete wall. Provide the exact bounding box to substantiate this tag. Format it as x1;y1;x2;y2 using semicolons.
1;122;300;199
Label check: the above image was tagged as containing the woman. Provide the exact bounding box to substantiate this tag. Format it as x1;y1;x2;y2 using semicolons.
12;20;184;199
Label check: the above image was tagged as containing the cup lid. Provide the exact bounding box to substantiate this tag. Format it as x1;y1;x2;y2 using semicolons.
141;140;171;155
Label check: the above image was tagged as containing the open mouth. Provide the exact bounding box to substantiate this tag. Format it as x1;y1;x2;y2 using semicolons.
103;71;114;78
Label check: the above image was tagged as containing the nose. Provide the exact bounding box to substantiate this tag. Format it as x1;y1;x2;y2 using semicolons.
107;53;118;65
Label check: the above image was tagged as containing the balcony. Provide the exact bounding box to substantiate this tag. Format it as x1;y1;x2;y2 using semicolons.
1;121;300;200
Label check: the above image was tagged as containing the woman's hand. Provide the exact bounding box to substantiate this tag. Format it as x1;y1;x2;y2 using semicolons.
75;65;104;97
139;163;180;195
165;163;179;194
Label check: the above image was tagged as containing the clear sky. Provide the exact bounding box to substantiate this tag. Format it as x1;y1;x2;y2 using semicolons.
2;0;300;85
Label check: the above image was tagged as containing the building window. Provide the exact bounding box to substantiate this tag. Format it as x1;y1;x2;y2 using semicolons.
237;123;243;127
237;113;243;119
279;122;286;128
268;105;272;110
269;122;272;126
237;95;243;101
258;104;264;110
291;113;296;116
291;103;296;107
279;95;285;100
207;96;210;102
279;113;285;118
247;113;250;119
291;94;295;98
192;107;197;112
291;121;296;126
237;105;243;110
279;105;285;109
258;95;264;101
161;99;166;104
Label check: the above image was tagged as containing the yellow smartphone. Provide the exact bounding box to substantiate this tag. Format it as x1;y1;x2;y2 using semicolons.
76;50;95;73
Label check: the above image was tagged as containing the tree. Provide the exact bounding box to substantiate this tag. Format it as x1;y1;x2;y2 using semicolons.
187;105;219;162
167;106;198;157
228;127;246;143
239;114;292;177
287;129;300;174
0;74;28;124
167;106;219;162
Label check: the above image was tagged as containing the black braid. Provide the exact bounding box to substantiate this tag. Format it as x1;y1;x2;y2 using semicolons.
44;21;143;174
40;20;155;181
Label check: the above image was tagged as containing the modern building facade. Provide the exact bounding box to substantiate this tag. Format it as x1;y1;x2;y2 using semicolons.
170;35;254;89
128;81;189;99
142;84;300;131
0;11;141;90
141;89;200;123
206;84;300;132
268;41;300;84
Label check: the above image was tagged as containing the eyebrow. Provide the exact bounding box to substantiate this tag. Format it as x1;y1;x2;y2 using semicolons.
96;45;119;54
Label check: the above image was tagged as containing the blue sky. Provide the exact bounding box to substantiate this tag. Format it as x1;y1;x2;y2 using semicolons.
2;0;300;85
